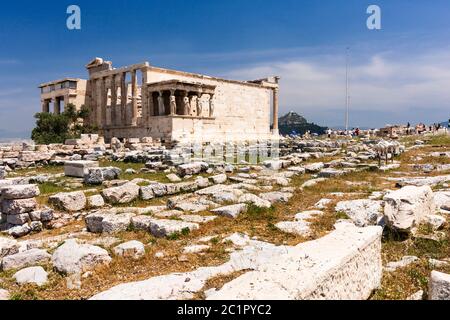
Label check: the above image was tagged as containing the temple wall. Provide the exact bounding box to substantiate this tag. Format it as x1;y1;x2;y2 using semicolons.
144;68;272;142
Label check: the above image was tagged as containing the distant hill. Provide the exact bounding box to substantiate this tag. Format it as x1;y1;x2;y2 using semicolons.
278;111;327;136
440;120;449;128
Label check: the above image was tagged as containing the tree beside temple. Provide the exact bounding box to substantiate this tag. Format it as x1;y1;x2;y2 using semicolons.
31;104;97;144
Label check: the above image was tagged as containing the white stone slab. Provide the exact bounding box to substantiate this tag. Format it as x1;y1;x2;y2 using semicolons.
64;160;99;178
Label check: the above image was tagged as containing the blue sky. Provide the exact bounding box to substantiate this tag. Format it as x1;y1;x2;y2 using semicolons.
1;0;450;137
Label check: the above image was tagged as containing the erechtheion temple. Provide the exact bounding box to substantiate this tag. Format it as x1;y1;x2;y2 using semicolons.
39;58;280;143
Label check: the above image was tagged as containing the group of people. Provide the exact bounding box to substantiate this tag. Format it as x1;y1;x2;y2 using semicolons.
326;128;361;138
406;122;447;135
291;119;449;139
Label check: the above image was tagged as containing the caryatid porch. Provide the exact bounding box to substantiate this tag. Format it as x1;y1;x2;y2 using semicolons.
143;80;217;120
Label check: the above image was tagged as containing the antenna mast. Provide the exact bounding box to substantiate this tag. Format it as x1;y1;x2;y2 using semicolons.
345;47;350;133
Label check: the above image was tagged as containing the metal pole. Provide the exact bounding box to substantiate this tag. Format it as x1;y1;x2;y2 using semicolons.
345;47;350;133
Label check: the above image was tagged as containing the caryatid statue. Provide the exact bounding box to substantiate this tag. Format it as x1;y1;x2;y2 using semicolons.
209;96;215;117
157;92;165;115
169;91;176;115
190;95;198;116
183;94;190;115
197;94;203;116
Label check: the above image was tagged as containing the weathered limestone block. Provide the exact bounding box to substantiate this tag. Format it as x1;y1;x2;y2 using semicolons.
87;195;105;208
167;196;217;213
0;237;20;258
211;191;240;204
64;160;99;178
177;162;208;177
210;174;227;184
130;215;154;231
319;168;346;178
51;239;112;274
113;241;145;259
384;256;419;272
288;166;306;174
1;249;51;271
304;162;324;173
383;186;435;232
30;221;43;232
139;183;167;200
263;160;290;171
177;181;199;193
6;213;31;225
7;224;32;238
195;184;234;196
101;213;135;234
85;212;110;233
425;214;446;230
238;193;272;209
165;183;182;195
195;176;210;188
166;173;182;182
434;191;450;211
207;224;382;300
212;204;247;219
259;192;293;204
48;191;86;212
429;271;450;300
39;208;56;222
19;151;53;162
1;184;40;199
179;215;217;224
147;219;199;238
13;266;48;286
131;216;199;237
388;175;450;187
0;166;6;179
2;198;37;215
335;199;384;227
29;210;42;221
84;167;121;185
102;183;140;204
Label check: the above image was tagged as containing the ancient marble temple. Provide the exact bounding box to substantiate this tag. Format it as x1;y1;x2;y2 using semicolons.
39;58;280;143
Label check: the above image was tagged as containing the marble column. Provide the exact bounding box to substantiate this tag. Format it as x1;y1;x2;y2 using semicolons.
140;70;148;125
63;95;69;110
42;100;50;113
120;72;127;125
131;70;138;125
100;77;107;128
110;75;117;126
86;81;95;125
54;98;61;115
272;88;279;133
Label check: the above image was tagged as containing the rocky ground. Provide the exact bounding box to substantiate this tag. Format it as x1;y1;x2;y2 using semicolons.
0;134;449;300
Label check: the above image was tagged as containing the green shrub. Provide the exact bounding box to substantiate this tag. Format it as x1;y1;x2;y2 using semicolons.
31;104;97;144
